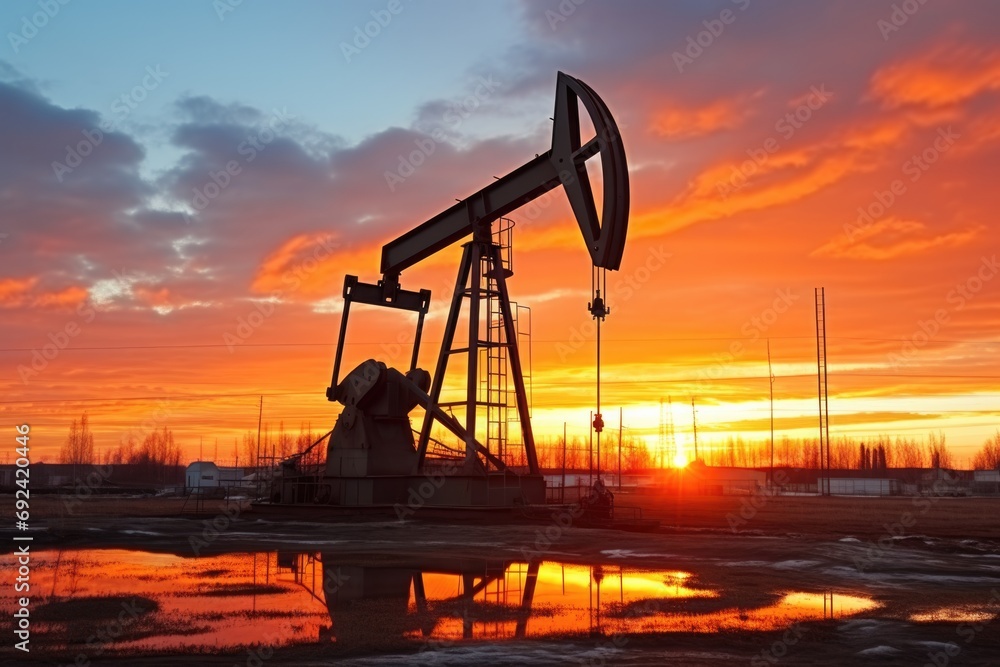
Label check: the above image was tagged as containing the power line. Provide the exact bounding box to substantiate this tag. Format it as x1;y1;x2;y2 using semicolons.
0;391;316;405
5;369;1000;407
1;335;997;354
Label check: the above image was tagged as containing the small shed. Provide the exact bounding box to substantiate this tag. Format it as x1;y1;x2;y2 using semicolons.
185;461;220;490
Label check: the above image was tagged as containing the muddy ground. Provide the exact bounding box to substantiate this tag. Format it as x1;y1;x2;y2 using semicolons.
2;493;999;666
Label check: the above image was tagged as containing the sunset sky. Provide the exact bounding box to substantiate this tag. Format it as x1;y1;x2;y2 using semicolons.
2;0;999;466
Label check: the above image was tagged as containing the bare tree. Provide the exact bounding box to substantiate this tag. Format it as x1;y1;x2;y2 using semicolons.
971;431;1000;470
894;437;924;468
927;431;952;469
60;413;95;464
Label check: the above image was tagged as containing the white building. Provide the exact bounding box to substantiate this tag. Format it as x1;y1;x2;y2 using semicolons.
185;462;253;491
186;461;221;489
819;477;899;496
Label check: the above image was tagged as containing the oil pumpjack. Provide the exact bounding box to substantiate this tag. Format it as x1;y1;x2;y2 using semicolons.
269;72;629;510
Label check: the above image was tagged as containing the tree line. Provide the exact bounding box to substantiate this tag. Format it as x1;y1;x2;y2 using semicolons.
59;412;1000;473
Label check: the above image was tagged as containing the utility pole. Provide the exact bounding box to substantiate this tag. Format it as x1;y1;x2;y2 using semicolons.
562;422;567;503
691;398;699;462
256;395;263;469
658;398;664;469
255;396;263;499
815;288;830;495
618;406;623;490
768;339;775;486
588;410;593;486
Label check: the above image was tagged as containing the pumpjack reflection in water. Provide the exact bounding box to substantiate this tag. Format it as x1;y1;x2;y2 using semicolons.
19;548;881;655
271;551;877;647
311;555;540;645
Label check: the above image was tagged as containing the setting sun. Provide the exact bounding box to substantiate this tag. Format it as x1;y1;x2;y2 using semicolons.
673;451;689;468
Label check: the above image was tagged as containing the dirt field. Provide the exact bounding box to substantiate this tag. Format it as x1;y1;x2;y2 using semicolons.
10;491;1000;541
2;493;999;666
623;490;1000;540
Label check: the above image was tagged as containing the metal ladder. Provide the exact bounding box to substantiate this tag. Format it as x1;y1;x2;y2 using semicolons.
481;219;514;469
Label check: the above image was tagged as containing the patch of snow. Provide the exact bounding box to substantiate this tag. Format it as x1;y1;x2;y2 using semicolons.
601;549;674;559
915;641;963;651
857;645;901;656
839;619;898;635
771;559;821;569
721;560;771;567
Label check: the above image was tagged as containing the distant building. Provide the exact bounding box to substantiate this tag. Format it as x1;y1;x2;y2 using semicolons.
974;470;1000;483
184;461;252;491
818;477;900;496
0;462;183;490
683;464;767;494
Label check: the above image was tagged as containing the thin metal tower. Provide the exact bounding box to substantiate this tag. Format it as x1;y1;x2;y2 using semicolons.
768;339;774;485
659;398;677;467
815;288;830;494
658;399;665;468
666;398;676;465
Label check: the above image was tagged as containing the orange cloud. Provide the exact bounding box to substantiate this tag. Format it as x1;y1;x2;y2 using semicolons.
32;285;89;308
871;43;1000;109
252;232;352;299
0;276;39;307
812;218;980;260
0;277;89;309
631;111;938;240
133;285;173;308
651;91;761;138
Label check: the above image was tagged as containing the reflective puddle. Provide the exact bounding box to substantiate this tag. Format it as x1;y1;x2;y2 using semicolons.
4;550;878;653
909;607;997;623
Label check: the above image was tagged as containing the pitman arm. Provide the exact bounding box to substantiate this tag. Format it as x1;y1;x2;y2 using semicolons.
379;71;629;292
